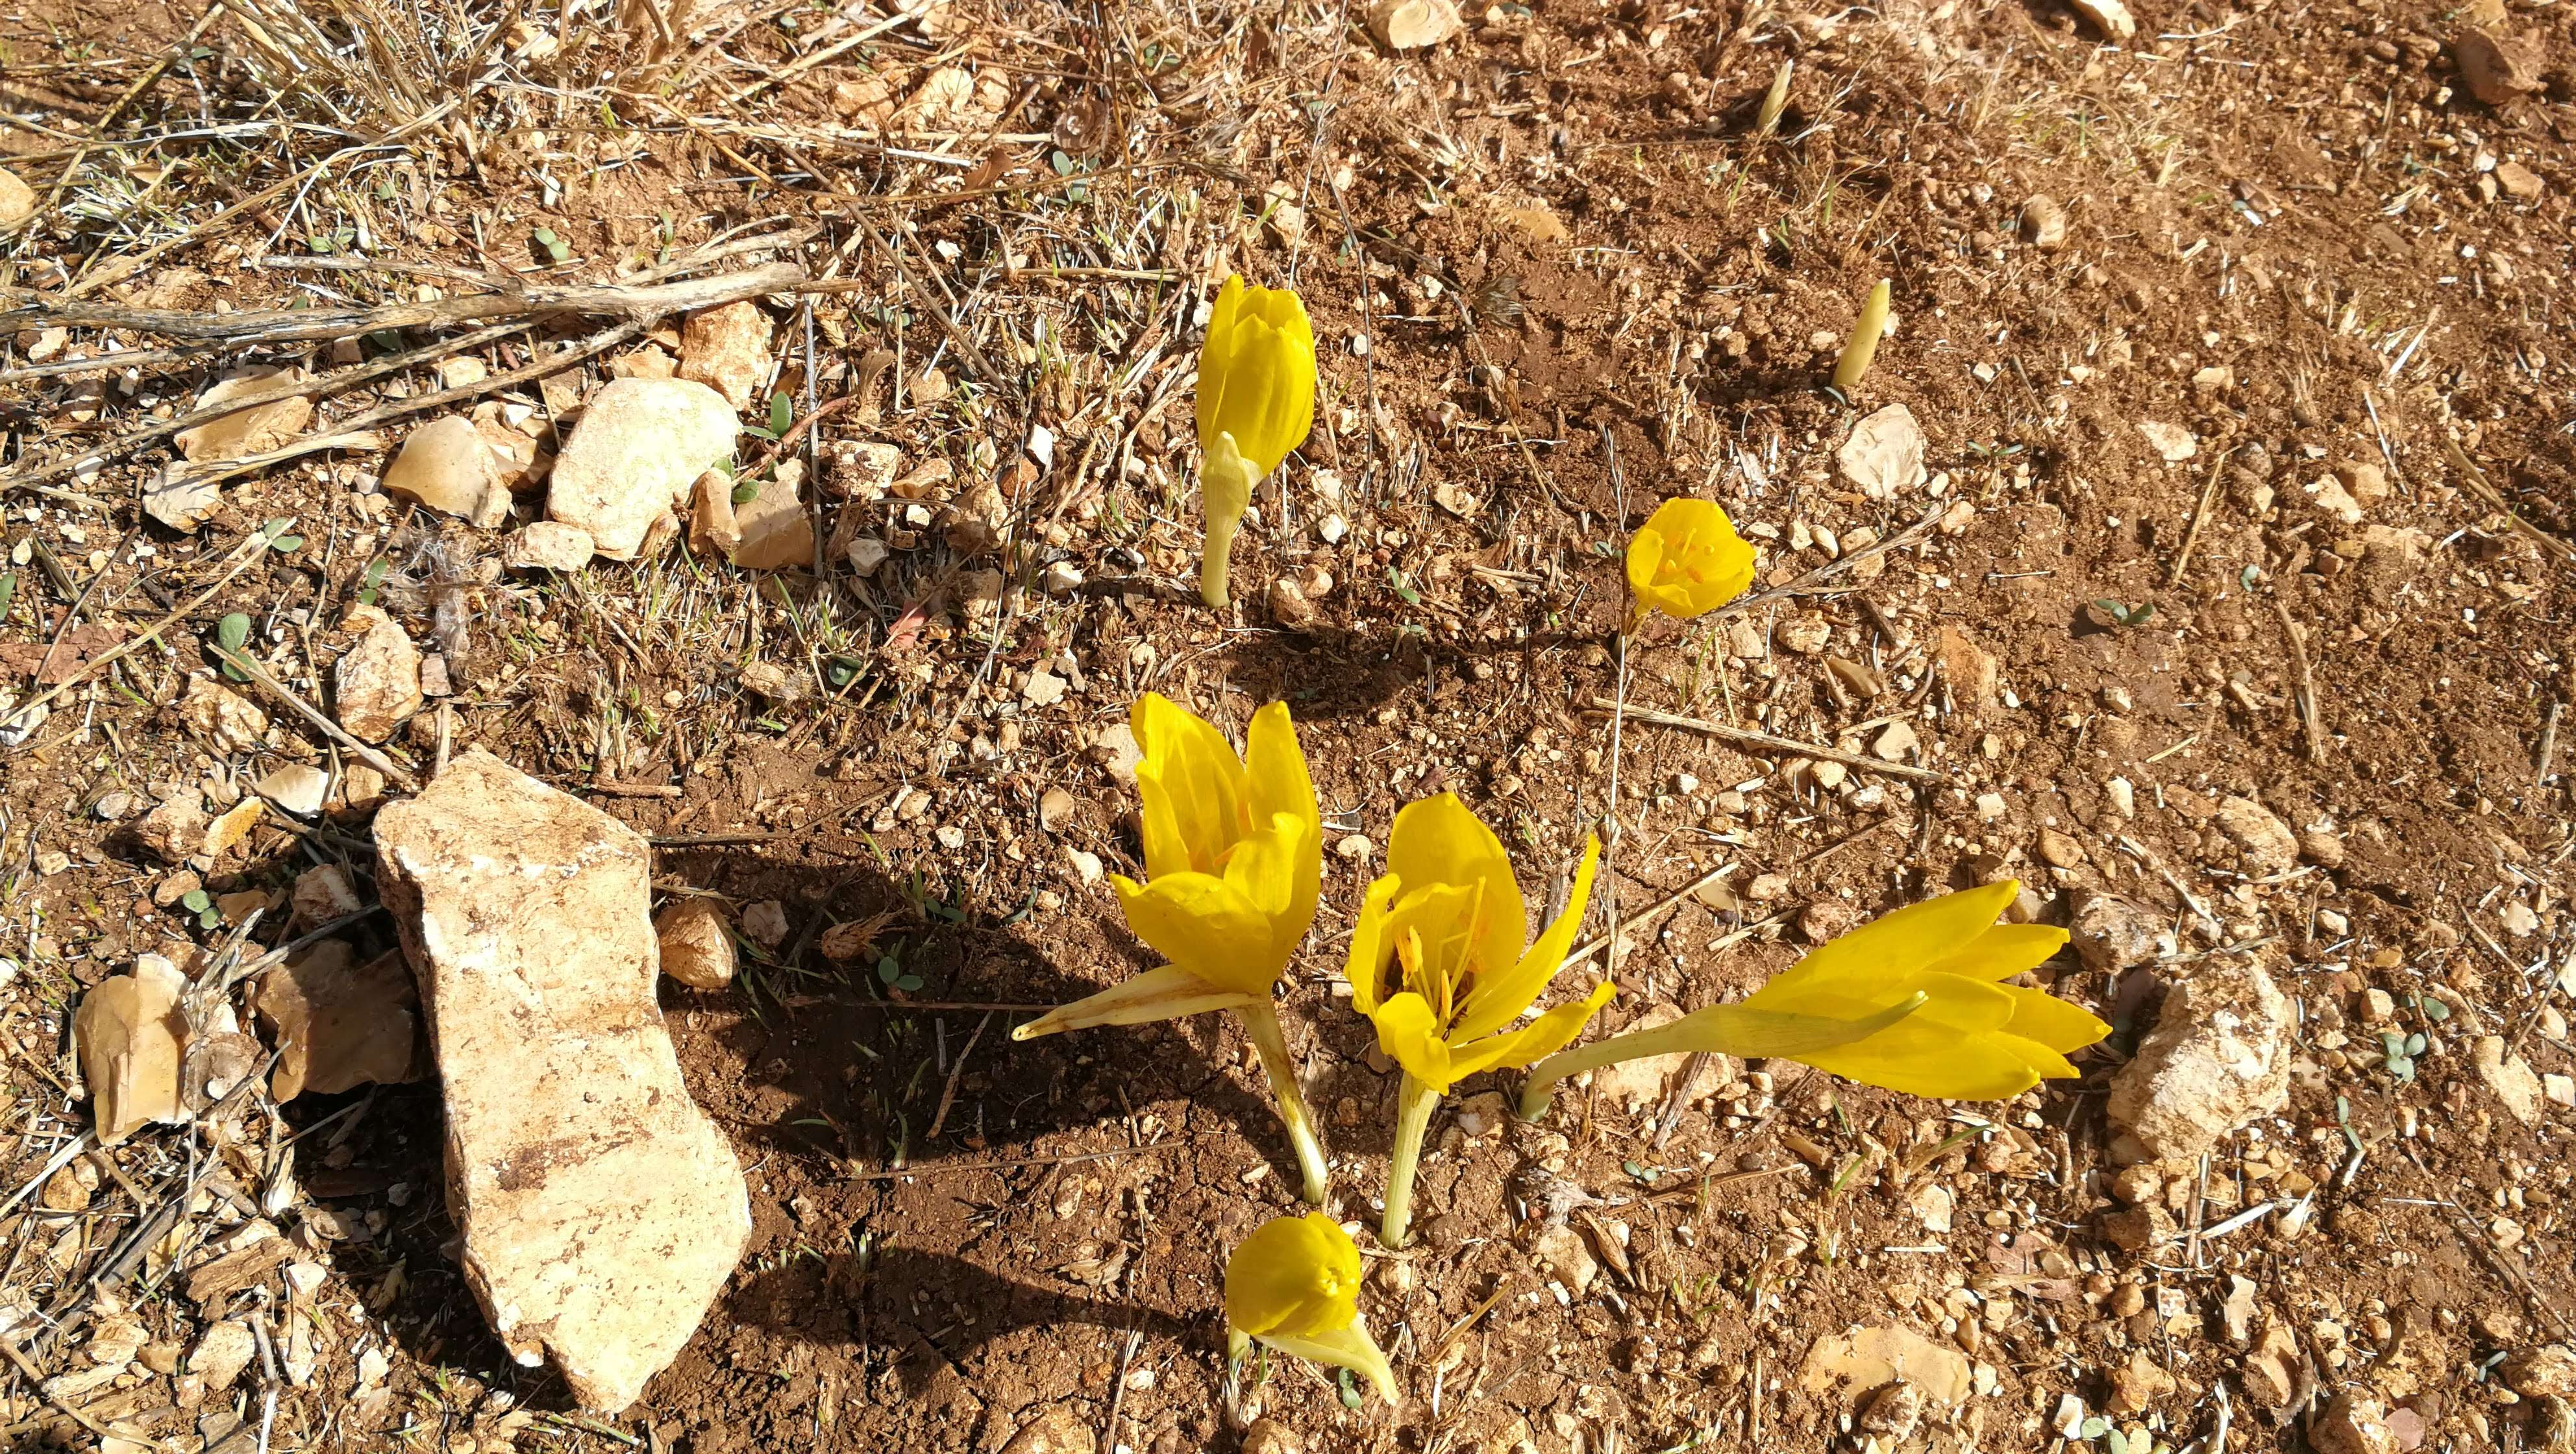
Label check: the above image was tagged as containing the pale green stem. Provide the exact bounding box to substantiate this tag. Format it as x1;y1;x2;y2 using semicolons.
1381;1072;1441;1248
1519;1017;1704;1122
1237;998;1330;1207
1198;437;1258;609
1200;506;1243;608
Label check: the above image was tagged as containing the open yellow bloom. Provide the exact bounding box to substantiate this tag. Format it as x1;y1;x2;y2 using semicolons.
1195;275;1316;608
1625;497;1757;624
1013;693;1331;1201
1344;793;1611;1243
1225;1214;1397;1405
1521;881;2109;1117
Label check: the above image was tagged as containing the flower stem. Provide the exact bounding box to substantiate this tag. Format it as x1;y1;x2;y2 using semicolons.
1518;1017;1701;1121
1200;506;1242;608
1237;999;1330;1206
1381;1072;1441;1248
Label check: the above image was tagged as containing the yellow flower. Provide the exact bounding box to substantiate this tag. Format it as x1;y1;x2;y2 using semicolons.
1225;1213;1361;1339
1013;693;1333;1203
1225;1214;1397;1405
1625;497;1757;624
1344;793;1610;1244
1195;275;1316;608
1346;795;1611;1094
1520;881;2109;1116
1199;276;1317;477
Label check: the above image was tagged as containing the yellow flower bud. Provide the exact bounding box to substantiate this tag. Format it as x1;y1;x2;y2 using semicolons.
1224;1213;1398;1405
1198;276;1317;477
1225;1213;1360;1340
1195;276;1316;607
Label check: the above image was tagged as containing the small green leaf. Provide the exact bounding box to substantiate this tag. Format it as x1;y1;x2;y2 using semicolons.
2404;1032;2427;1057
268;533;304;553
197;906;221;930
1335;1367;1364;1411
0;573;16;621
895;974;923;992
877;955;901;985
824;657;860;689
2080;1418;2110;1440
768;390;794;437
732;480;761;505
181;889;211;913
2388;1054;2415;1081
2421;996;2451;1022
2240;563;2260;590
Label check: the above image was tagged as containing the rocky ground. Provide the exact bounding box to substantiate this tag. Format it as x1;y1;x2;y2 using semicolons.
2;0;2575;1450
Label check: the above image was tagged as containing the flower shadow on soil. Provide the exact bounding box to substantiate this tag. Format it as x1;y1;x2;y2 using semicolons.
301;843;1299;1420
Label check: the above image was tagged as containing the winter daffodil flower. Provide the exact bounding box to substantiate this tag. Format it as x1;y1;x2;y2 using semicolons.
1013;693;1331;1203
1345;794;1611;1246
1625;497;1757;627
1520;881;2108;1118
1196;275;1316;609
1226;1213;1398;1406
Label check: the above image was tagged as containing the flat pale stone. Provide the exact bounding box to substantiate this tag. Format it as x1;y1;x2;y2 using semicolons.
730;462;814;571
254;941;421;1101
503;521;594;571
383;416;509;528
173;368;313;463
334;606;423;745
0;166;34;229
73;958;190;1145
547;380;739;560
374;751;750;1412
1837;404;1927;500
676;301;773;410
256;764;330;817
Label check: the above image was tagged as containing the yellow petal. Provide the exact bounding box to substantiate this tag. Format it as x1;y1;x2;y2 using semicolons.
1245;702;1322;956
1112;872;1282;996
1660;994;1927;1059
1754;881;2020;1007
1009;965;1259;1040
1907;972;2019;1033
1132;693;1247;881
1224;811;1309;937
1385;793;1524;994
1343;872;1405;1015
1922;923;2071;983
1445;980;1618;1082
1792;1018;2050;1100
2000;981;2113;1054
1261;1321;1399;1406
1196;275;1247;455
1624;523;1666;600
1367;991;1457;1090
1224;1212;1361;1338
1454;832;1598;1042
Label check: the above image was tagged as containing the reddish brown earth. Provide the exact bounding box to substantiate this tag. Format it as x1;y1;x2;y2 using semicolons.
3;0;2574;1450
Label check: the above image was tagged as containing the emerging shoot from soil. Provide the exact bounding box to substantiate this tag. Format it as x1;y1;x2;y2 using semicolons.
1011;693;1332;1203
1831;277;1892;395
1519;880;2111;1118
1195;275;1317;609
1344;794;1611;1246
1225;1213;1397;1405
